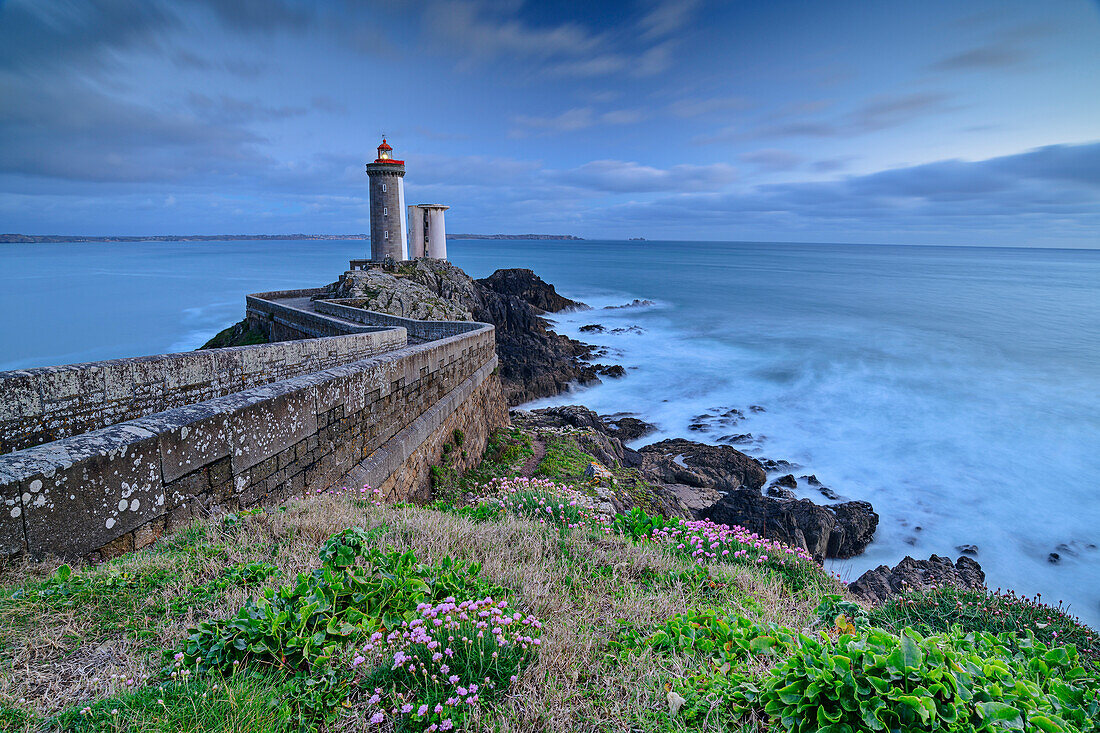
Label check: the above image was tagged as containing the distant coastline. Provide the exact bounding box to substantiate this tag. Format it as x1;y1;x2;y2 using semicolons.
1;233;584;243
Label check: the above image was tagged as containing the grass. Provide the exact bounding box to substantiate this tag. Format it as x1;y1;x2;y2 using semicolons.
0;491;820;732
535;433;599;479
50;673;296;733
2;426;1095;732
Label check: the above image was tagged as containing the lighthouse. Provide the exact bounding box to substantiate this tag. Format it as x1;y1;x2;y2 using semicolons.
365;138;408;261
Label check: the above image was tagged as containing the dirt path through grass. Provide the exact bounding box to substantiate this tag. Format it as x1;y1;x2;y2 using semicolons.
520;435;546;476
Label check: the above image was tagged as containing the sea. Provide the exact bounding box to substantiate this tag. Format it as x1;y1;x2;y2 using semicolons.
2;239;1098;626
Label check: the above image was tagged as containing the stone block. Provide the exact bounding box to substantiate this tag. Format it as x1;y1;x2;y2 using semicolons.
144;403;231;484
133;519;164;549
21;423;166;558
165;501;194;532
1;481;25;556
163;467;210;507
226;384;318;474
0;371;42;422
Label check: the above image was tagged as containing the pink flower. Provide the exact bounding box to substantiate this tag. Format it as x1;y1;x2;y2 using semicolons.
370;711;385;724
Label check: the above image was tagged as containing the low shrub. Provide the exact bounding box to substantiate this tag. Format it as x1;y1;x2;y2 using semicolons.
351;596;542;731
179;533;503;675
638;610;1100;733
867;587;1098;664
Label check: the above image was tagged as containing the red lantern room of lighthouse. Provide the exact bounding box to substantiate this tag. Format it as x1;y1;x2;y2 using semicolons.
374;138;403;164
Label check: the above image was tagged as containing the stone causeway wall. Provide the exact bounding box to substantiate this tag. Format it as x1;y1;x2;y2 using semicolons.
1;288;507;560
0;323;405;454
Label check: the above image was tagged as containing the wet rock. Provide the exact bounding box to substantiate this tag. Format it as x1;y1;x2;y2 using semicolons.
602;415;656;442
759;458;798;471
766;485;796;500
800;474;822;486
596;364;627;378
848;555;986;605
640;439;767;492
749;405;766;413
476;268;586;313
956;544;979;556
604;299;655;309
773;474;797;489
818;486;842;501
579;324;605;333
826;501;879;558
702;490;877;561
610;326;645;334
1048;553;1061;564
718;433;754;444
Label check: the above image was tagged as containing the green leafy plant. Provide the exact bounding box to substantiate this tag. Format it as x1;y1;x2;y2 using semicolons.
179;535;503;675
868;587;1098;664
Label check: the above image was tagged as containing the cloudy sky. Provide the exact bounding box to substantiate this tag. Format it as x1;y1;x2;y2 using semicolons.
1;0;1098;246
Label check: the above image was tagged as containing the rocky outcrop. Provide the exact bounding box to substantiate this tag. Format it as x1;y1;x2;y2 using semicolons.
639;439;767;492
316;260;605;405
848;555;987;605
702;490;879;562
476;268;585;314
326;269;471;321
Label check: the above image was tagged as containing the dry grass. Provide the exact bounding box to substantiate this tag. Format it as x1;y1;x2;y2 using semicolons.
0;492;828;732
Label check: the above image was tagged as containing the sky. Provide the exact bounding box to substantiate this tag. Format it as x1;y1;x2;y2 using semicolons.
0;0;1098;246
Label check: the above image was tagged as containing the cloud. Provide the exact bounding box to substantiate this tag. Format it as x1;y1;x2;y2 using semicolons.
668;95;752;118
420;0;691;78
602;141;1100;234
637;0;701;41
739;149;804;171
0;80;270;185
696;92;955;143
548;159;737;193
187;94;307;124
930;43;1029;72
509;107;645;136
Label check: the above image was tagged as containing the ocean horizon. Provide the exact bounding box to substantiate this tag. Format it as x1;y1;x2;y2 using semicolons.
2;237;1098;626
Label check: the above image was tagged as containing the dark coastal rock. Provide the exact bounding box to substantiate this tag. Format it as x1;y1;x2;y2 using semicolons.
956;544;979;556
475;268;586;314
511;405;656;445
749;405;766;413
759;458;797;471
596;364;627;378
773;474;798;489
800;474;821;486
826;501;878;558
640;439;767;492
579;324;605;333
602;416;657;442
718;433;754;445
848;555;986;605
766;485;797;500
702;490;879;561
604;299;655;309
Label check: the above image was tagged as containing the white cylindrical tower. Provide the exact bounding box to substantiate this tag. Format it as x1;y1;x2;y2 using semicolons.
407;205;425;258
423;204;450;260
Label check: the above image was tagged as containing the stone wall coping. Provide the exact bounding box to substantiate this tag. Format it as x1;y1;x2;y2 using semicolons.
0;324;495;485
0;325;398;382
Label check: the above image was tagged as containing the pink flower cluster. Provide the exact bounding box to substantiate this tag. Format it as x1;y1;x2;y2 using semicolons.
476;476;610;532
650;518;816;568
351;596;542;731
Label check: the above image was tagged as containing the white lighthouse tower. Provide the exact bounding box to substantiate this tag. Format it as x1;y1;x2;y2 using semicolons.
406;204;450;260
